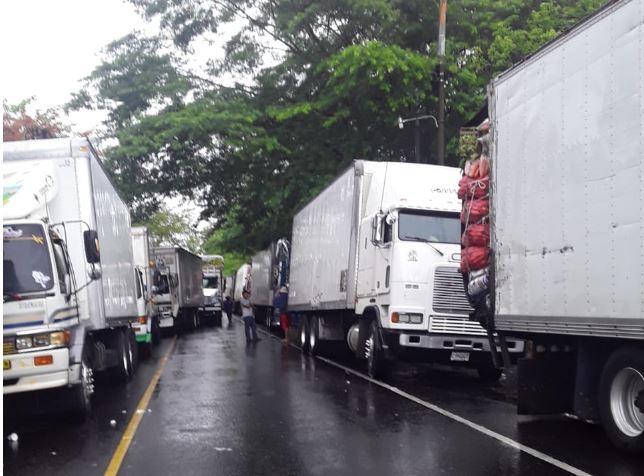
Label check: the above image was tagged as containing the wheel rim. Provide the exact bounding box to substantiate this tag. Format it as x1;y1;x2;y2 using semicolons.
309;319;316;351
81;360;94;405
610;367;644;437
121;335;130;374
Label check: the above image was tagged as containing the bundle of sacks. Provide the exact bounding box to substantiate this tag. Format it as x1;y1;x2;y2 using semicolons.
458;119;490;304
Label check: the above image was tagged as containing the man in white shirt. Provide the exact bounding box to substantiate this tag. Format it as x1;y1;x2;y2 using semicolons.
241;290;260;343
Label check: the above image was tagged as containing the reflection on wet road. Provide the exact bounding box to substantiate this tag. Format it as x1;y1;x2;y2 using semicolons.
4;319;643;475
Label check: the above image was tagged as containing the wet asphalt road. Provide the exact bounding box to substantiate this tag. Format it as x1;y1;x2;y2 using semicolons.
4;317;643;475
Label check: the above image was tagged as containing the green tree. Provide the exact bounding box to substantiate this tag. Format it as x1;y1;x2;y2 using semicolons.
136;206;205;252
71;0;605;254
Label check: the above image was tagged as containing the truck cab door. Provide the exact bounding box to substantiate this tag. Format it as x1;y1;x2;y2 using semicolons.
357;218;376;297
374;215;392;297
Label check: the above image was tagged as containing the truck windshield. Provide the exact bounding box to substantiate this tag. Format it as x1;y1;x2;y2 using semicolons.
398;211;460;244
153;271;170;294
203;276;219;289
3;224;54;295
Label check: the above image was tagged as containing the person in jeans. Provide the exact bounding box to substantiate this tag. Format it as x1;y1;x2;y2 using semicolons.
241;290;260;343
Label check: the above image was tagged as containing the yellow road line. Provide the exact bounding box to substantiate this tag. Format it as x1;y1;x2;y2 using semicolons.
104;336;177;476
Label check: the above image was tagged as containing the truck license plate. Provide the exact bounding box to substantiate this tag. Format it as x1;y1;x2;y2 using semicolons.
3;360;11;370
450;352;470;362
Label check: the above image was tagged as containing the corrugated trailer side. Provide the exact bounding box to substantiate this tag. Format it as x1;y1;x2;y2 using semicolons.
490;0;644;339
176;248;204;309
87;144;138;323
489;0;644;453
288;163;360;311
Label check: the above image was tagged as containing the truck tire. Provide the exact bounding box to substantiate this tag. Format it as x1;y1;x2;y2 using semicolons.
599;347;644;453
477;361;503;383
265;309;272;330
309;316;321;355
128;327;138;372
151;316;161;347
300;316;310;353
192;310;200;330
112;328;133;383
69;354;93;423
365;320;387;379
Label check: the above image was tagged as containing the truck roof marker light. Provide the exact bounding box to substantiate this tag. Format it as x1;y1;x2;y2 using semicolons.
34;355;53;366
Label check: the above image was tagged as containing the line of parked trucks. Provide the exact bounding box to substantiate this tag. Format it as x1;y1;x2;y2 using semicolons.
3;0;642;454
3;138;224;419
228;0;643;453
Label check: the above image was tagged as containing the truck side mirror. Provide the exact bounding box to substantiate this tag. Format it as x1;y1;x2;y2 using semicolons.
372;214;384;244
83;230;101;264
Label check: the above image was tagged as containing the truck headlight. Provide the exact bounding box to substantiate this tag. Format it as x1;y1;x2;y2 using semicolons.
391;313;423;324
16;336;34;350
33;334;51;346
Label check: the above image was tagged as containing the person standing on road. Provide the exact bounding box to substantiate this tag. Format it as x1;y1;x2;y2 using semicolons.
241;290;260;343
223;295;234;325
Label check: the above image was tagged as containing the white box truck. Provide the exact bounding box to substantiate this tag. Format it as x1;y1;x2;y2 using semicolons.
488;0;644;452
131;226;161;356
289;160;523;378
250;239;290;328
199;254;224;326
3;138;140;419
151;246;204;332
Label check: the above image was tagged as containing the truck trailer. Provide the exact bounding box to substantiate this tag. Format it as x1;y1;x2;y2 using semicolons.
487;0;644;452
152;246;204;332
250;239;290;328
288;160;523;378
3;137;140;419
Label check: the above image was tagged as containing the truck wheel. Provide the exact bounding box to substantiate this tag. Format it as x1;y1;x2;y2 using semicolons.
309;316;320;355
69;354;94;423
151;316;161;347
193;310;200;330
128;328;138;372
265;310;272;330
599;347;644;453
365;320;387;379
477;361;503;382
112;329;133;383
300;316;310;353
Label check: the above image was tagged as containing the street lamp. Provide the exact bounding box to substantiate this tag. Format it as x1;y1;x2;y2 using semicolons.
397;114;438;164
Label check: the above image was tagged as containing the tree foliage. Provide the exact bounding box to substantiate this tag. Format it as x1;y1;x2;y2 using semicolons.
135;206;204;253
3;98;70;142
71;0;605;254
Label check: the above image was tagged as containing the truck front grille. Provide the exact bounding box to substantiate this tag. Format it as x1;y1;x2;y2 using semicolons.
432;266;473;315
429;316;487;336
3;337;16;355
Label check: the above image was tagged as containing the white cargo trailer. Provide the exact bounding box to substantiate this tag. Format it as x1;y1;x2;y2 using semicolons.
251;239;291;328
488;0;644;452
131;226;161;355
3;137;139;419
289;160;523;378
152;246;204;332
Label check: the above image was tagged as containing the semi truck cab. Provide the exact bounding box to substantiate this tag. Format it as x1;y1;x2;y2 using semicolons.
355;205;523;379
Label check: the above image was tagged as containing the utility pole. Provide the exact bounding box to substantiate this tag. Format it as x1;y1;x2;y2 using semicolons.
437;0;447;166
414;119;421;163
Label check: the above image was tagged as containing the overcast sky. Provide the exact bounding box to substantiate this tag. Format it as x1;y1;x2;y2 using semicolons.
2;0;150;132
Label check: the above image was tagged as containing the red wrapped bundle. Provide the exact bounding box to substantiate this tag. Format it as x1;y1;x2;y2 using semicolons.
462;223;489;247
460;246;489;272
461;199;489;224
458;175;489;200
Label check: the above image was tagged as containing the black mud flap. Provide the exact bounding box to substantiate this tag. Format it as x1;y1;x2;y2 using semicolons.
517;354;575;415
